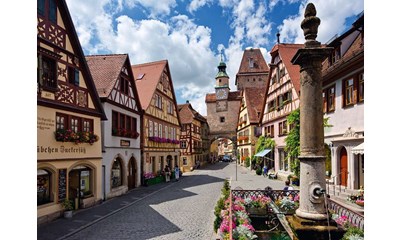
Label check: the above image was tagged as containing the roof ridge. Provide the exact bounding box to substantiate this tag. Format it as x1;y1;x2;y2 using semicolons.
132;59;167;67
86;53;128;58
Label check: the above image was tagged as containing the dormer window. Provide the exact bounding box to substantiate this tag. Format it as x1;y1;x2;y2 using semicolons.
248;58;254;68
329;47;341;65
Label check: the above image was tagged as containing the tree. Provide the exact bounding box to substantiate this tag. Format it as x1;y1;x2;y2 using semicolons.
253;136;275;166
285;109;333;178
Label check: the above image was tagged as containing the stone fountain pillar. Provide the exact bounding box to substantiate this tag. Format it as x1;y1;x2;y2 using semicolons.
287;3;344;239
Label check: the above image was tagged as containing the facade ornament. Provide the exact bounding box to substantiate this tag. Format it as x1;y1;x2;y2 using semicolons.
343;127;359;138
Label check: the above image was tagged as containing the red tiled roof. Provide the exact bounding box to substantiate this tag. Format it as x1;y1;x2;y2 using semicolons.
132;60;168;110
243;87;266;123
270;44;303;94
322;33;364;79
237;48;269;74
178;103;207;125
86;54;128;98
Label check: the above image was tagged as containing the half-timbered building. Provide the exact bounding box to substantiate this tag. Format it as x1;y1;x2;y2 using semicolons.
322;13;364;191
178;101;210;172
237;87;266;165
260;43;303;179
132;60;181;176
37;0;106;224
86;54;142;199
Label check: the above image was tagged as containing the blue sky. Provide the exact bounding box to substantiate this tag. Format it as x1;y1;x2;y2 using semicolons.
65;0;364;115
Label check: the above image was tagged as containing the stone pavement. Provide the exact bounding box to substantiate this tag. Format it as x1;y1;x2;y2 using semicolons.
37;162;290;240
37;180;180;240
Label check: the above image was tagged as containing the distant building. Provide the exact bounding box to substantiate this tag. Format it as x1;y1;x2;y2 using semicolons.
178;101;210;172
322;13;364;190
206;59;241;142
132;60;181;177
37;0;106;224
86;54;142;199
235;48;269;91
237;87;266;165
260;43;303;178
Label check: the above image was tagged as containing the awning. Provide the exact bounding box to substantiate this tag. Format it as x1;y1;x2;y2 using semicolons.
352;142;364;154
254;149;271;157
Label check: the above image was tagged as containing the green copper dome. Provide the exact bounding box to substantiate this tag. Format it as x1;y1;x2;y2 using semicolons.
215;60;229;78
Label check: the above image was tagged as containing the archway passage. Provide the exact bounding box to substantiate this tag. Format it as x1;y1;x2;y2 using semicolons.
340;147;348;186
128;157;137;190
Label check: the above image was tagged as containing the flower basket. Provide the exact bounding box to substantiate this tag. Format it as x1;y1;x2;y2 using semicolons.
247;207;266;216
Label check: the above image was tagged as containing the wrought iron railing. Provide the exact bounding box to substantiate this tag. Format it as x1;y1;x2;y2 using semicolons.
327;198;364;230
226;189;364;239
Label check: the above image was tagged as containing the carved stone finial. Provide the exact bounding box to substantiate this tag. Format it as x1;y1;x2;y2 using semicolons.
301;3;320;46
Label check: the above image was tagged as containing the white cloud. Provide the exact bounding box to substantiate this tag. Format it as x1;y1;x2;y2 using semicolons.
268;0;301;11
66;0;217;115
187;0;213;14
134;0;177;18
278;0;364;44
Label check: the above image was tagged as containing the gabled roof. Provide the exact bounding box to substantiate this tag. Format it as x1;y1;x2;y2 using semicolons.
243;87;266;124
178;102;207;125
205;91;241;103
237;48;269;74
50;0;106;120
86;54;127;98
86;53;142;112
131;60;168;110
268;44;303;95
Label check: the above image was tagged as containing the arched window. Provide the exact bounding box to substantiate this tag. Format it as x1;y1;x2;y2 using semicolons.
37;169;52;205
112;158;123;188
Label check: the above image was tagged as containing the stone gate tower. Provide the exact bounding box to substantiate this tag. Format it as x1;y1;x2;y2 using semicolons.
205;57;241;141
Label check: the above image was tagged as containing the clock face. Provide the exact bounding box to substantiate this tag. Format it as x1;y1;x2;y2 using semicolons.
216;89;228;99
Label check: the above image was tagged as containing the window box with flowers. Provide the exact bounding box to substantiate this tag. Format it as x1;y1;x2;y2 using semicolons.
55;129;99;144
112;128;140;139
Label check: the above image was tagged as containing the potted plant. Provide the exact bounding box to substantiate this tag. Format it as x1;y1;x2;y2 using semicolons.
61;198;74;218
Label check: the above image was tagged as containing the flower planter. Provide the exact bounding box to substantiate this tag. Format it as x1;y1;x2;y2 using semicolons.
144;176;165;186
247;207;266;216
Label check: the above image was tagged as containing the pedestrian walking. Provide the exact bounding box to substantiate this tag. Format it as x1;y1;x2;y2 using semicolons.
164;165;171;182
262;165;268;177
174;166;180;181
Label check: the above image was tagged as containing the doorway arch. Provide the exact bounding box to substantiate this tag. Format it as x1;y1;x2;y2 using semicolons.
128;157;137;190
339;147;348;186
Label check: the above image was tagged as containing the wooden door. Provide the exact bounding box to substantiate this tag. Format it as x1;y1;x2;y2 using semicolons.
340;147;348;186
128;158;136;190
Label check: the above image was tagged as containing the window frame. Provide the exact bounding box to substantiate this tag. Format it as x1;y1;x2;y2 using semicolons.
343;78;354;107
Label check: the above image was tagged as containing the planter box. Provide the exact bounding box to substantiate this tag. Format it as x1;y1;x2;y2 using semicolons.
247;207;266;216
144;176;165;186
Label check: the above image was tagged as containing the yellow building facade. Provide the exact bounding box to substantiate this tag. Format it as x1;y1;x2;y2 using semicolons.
37;0;106;224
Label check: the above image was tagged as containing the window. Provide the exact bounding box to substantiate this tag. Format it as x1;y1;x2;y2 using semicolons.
120;77;129;95
149;120;153;137
154;122;158;137
358;73;364;102
268;99;276;112
266;125;274;138
279;149;289;171
180;141;187;149
329;47;341;66
165;125;168;139
155;94;163;109
249;58;254;68
271;74;276;85
159;123;163;138
220;117;225;123
344;79;354;106
37;169;52;206
172;127;177;140
70;117;79;133
38;0;57;23
327;86;335;112
183;157;188;165
111;158;123;188
167;101;174;114
111;111;138;138
68;66;79;86
38;55;58;90
56;113;93;133
279;120;288;136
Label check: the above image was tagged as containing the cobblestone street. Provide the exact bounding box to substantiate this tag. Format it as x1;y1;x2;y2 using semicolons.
38;162;287;240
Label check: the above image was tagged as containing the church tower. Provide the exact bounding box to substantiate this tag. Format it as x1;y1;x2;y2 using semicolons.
215;56;230;111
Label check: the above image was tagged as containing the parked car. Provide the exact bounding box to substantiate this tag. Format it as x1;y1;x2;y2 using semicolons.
222;155;231;162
